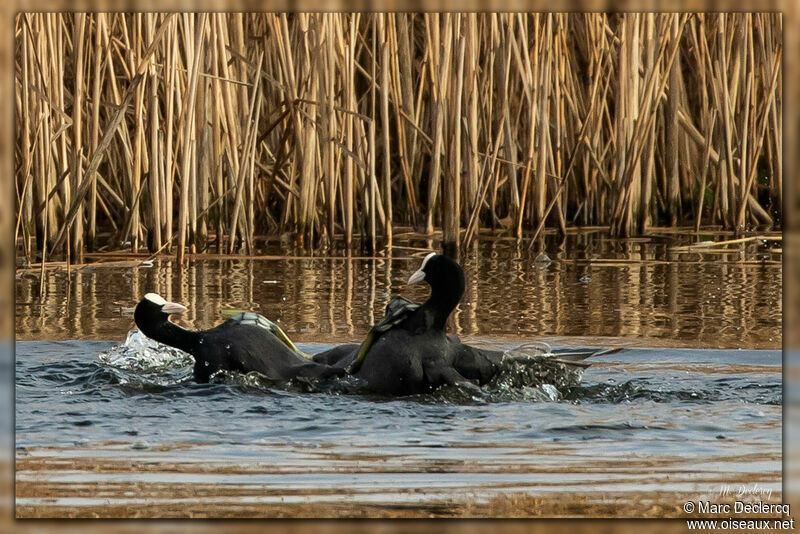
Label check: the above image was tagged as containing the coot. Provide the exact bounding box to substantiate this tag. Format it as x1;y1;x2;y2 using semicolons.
134;293;345;383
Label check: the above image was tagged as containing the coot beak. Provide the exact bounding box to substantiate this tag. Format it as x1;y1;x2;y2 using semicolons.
162;301;188;315
407;269;426;285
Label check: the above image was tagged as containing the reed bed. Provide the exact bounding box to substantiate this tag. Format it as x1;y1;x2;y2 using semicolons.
14;13;782;263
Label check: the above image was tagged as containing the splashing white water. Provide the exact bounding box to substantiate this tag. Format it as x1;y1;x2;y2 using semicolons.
540;383;561;401
98;329;193;373
493;341;584;393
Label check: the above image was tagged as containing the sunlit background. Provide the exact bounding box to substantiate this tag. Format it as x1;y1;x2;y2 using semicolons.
3;0;798;532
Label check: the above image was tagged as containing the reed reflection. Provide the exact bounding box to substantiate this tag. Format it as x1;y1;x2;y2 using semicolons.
15;236;781;350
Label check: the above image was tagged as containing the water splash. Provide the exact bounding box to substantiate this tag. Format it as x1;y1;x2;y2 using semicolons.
90;336;781;406
489;342;586;391
98;329;193;374
207;368;352;395
93;335;590;402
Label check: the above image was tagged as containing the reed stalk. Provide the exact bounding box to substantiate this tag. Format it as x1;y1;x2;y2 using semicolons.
14;13;782;263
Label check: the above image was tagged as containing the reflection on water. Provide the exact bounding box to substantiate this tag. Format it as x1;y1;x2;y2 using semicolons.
16;234;782;349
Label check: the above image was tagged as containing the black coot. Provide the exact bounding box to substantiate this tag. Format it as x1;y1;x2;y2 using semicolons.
344;253;478;395
134;293;345;383
311;343;361;368
344;253;614;394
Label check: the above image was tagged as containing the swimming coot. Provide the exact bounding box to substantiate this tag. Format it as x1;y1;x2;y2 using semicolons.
310;343;361;368
344;253;479;395
134;293;345;383
344;253;615;394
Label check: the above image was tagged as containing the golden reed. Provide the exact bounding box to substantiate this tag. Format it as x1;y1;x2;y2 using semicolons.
14;13;782;263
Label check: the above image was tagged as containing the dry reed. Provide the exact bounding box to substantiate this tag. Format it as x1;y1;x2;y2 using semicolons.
14;13;782;262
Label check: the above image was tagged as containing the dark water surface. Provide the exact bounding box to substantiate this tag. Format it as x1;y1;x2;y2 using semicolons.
15;338;781;516
15;234;783;517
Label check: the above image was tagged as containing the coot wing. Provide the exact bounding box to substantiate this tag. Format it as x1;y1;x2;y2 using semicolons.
377;296;420;333
224;311;307;358
346;296;420;373
502;346;622;369
548;347;621;368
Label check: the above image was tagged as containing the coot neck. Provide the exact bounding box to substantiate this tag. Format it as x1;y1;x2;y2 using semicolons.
136;312;197;354
422;269;465;331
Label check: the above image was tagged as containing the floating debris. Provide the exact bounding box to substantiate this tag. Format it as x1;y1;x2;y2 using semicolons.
534;253;552;265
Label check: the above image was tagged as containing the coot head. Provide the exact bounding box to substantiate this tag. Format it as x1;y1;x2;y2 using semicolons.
406;252;465;329
407;252;464;292
134;293;188;328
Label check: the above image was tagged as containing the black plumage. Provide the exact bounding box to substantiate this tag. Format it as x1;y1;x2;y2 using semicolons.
344;253;613;394
134;293;344;383
344;253;477;395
